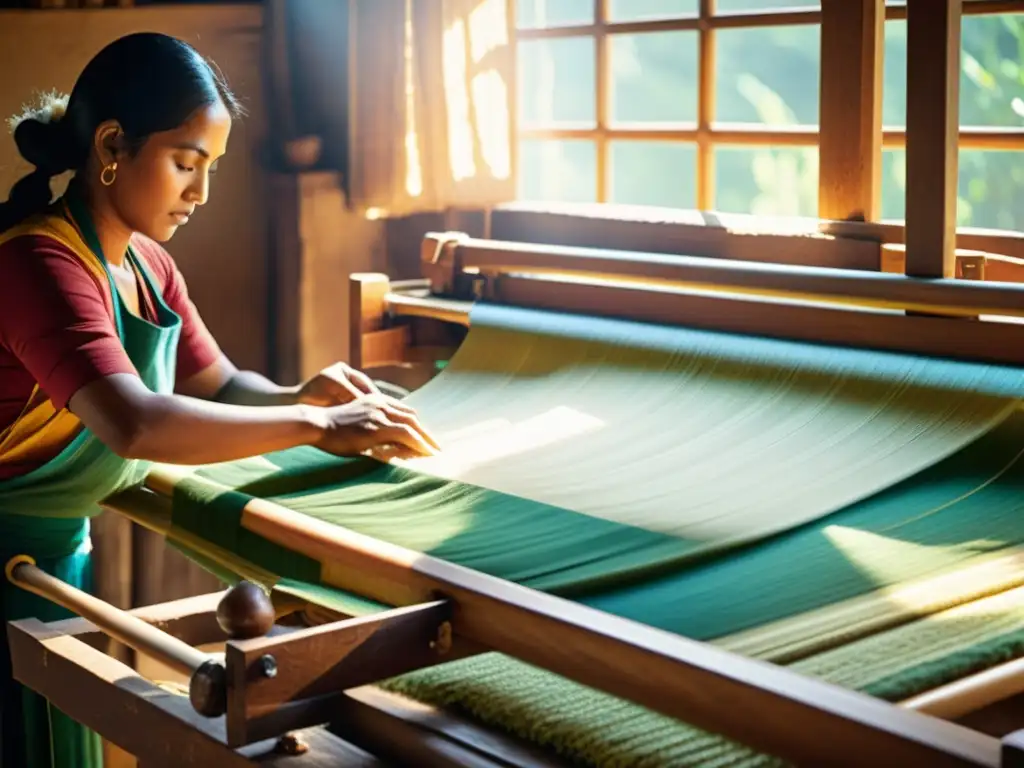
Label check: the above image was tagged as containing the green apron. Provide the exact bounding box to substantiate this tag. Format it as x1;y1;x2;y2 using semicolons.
0;192;181;767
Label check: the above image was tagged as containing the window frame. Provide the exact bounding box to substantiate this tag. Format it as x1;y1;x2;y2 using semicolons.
511;0;1024;252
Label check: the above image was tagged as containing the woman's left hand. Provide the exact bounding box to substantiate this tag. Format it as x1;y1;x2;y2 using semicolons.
298;362;440;455
297;362;410;411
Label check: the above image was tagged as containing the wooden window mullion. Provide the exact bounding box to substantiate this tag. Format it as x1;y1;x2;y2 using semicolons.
697;0;715;211
905;0;962;278
596;0;609;202
817;0;884;221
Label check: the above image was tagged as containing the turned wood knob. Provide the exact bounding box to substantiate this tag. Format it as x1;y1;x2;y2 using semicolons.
216;581;275;639
189;659;227;717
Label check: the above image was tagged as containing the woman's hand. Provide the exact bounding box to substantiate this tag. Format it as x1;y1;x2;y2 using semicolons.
298;362;397;408
315;396;441;460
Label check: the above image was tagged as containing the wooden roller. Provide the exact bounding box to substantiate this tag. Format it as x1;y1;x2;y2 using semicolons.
423;232;1024;319
3;555;271;718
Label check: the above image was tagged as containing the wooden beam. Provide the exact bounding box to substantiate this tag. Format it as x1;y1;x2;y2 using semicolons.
489;273;1024;367
422;235;1024;319
488;204;1024;265
223;600;478;746
905;0;963;278
331;687;567;768
7;619;376;767
107;486;1005;766
18;588;530;767
349;273;392;370
818;0;884;221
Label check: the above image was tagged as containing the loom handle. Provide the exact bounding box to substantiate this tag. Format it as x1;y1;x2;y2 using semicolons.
5;555;227;718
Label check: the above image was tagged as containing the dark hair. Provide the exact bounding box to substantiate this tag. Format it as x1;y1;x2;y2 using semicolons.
0;32;243;233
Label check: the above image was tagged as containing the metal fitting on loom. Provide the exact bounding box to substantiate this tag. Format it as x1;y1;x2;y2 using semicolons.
256;653;278;678
430;620;453;655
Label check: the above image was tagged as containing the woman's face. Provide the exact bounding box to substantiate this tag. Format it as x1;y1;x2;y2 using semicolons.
108;100;232;242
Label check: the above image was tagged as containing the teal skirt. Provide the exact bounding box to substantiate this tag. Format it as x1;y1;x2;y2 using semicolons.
0;513;103;768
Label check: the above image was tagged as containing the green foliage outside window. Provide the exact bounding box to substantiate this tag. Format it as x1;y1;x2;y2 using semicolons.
516;0;1024;232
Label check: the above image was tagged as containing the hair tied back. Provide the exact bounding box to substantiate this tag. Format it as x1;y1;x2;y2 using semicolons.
6;90;70;134
8;91;73;175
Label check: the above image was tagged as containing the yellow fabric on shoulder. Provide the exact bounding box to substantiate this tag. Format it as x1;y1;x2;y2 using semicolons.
0;209;107;468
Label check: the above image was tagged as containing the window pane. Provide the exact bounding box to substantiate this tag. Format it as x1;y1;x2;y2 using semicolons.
884;14;1024;128
882;21;907;127
609;141;697;208
608;0;697;22
882;149;1024;231
880;149;905;222
610;32;699;124
961;150;1024;230
715;25;820;126
715;0;818;12
714;146;819;217
517;0;593;29
518;38;596;126
518;139;598;203
961;14;1024;128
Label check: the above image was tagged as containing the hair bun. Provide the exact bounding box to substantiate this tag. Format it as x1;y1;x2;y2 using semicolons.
7;91;73;175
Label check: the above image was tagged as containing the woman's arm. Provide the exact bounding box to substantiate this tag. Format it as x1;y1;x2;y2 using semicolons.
179;355;400;411
69;372;436;464
177;353;301;406
0;238;437;466
71;373;320;463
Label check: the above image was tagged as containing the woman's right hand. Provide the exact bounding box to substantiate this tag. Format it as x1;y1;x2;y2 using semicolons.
314;396;440;460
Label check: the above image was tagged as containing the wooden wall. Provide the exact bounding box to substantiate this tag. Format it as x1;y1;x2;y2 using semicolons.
0;4;269;372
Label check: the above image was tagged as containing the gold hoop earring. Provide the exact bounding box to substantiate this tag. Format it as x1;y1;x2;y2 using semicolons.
100;163;117;187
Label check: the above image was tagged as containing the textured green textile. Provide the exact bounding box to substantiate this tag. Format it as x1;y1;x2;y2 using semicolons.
174;409;1024;640
172;453;700;595
385;587;1024;768
160;410;1024;767
162;307;1024;767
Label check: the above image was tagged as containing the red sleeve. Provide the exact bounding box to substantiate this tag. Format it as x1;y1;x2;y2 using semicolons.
131;236;222;382
0;235;138;411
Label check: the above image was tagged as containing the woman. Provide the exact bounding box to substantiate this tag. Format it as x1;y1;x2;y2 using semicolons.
0;32;437;767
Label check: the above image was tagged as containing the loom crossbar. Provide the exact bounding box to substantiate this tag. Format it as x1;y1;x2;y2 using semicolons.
222;599;476;746
373;272;1024;369
421;233;1024;318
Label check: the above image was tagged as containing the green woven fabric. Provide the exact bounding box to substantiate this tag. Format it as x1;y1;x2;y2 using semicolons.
384;586;1024;768
173;409;1024;641
161;411;1024;767
160;306;1024;767
171;454;701;595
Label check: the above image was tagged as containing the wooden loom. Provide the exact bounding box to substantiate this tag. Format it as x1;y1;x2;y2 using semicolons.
7;225;1024;767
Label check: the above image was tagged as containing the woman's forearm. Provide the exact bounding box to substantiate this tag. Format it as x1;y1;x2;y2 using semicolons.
125;393;324;464
214;369;300;407
70;374;325;465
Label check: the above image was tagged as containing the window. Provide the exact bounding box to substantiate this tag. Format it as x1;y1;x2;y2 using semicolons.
514;1;1024;232
881;6;1024;232
515;1;822;217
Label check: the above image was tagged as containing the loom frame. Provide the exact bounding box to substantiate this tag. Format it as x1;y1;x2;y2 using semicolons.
11;230;1024;764
6;590;549;768
338;227;1024;766
350;229;1024;376
10;478;1024;767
